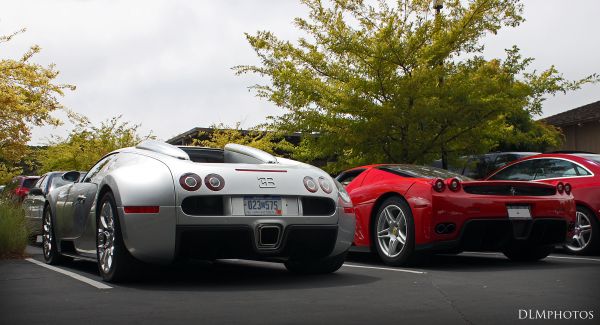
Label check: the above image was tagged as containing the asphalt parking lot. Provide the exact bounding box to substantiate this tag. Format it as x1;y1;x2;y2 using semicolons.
1;245;599;325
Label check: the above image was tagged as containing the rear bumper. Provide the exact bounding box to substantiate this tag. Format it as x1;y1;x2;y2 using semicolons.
415;218;568;252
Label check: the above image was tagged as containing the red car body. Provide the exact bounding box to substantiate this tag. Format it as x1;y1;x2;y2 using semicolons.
487;153;600;254
337;164;575;264
10;176;40;201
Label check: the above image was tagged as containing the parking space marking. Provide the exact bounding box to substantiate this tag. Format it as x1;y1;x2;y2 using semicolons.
25;258;112;290
343;263;426;274
461;252;600;263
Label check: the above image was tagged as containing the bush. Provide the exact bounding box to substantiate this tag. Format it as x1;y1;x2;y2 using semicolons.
0;198;28;259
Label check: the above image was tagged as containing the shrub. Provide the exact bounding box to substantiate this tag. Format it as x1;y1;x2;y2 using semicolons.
0;198;28;259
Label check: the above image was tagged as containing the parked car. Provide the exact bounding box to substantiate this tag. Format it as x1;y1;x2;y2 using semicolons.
23;172;83;242
487;153;600;255
336;164;575;266
431;152;539;179
42;141;355;282
9;176;40;202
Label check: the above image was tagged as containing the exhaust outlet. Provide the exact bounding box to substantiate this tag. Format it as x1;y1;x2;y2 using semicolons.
257;225;281;248
435;223;456;235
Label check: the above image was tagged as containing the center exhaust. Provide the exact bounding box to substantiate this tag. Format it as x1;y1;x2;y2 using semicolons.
257;224;282;248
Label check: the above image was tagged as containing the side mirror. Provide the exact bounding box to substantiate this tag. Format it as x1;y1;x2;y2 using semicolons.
28;188;44;196
62;171;81;182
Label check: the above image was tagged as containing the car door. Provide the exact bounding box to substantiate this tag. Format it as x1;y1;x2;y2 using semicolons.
23;176;47;229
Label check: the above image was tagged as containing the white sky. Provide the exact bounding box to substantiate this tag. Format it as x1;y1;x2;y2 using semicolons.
2;0;599;145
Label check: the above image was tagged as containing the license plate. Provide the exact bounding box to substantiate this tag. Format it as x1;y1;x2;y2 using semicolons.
244;197;282;216
507;205;532;220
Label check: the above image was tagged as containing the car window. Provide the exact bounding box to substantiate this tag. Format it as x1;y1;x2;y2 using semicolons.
336;169;366;186
34;176;46;189
463;158;487;179
22;178;38;188
488;159;537;181
533;159;579;180
575;165;592;176
39;175;49;191
379;165;472;180
83;154;116;183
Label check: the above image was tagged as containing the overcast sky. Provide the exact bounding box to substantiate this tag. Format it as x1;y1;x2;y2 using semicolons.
2;0;599;145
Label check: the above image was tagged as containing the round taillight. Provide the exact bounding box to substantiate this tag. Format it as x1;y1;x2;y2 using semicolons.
448;178;461;191
318;177;333;194
180;173;201;191
303;176;318;193
564;183;572;195
433;178;445;192
556;182;564;194
204;174;225;191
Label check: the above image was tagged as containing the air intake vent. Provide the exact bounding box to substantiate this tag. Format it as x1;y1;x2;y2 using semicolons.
182;196;224;216
463;185;556;196
301;197;336;216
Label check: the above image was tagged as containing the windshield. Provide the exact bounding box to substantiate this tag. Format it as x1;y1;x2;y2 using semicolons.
379;165;473;180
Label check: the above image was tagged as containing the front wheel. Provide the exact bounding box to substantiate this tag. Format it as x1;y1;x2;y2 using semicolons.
503;244;553;262
373;197;416;266
96;192;136;282
284;251;347;274
564;206;598;255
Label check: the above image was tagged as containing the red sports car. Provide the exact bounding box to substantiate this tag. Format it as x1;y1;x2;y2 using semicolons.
336;164;575;266
487;153;600;255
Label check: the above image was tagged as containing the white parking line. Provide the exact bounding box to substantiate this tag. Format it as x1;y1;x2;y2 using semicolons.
25;258;112;290
461;252;600;263
343;263;426;274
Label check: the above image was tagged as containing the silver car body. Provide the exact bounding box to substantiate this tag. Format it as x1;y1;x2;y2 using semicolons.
45;141;355;264
23;172;73;236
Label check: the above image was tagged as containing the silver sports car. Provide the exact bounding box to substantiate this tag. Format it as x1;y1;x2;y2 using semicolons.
42;141;355;282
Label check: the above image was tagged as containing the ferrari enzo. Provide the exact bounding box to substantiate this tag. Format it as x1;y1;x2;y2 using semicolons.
336;164;575;266
42;141;355;282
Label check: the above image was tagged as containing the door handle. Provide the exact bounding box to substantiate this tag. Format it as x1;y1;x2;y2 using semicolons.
77;195;87;203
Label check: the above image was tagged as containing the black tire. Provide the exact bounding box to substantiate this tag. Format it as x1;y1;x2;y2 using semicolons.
372;196;416;266
564;206;599;255
96;192;136;282
42;206;69;265
503;244;554;262
284;251;347;274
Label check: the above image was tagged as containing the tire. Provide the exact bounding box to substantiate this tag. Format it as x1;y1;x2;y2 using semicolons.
96;192;136;282
42;206;69;265
284;251;347;274
503;244;554;262
372;196;416;266
564;206;599;255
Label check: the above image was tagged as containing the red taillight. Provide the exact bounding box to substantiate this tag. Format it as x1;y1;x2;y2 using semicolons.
564;183;572;195
179;173;202;191
204;173;225;191
303;176;318;193
433;178;445;192
556;182;564;194
124;206;159;214
318;177;333;194
448;178;461;191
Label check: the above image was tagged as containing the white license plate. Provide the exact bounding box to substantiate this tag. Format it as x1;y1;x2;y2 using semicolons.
244;197;282;216
507;205;532;220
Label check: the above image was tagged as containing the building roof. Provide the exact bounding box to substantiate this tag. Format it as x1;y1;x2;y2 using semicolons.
544;100;600;126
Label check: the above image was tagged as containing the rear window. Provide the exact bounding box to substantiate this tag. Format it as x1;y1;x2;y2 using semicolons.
22;178;38;188
379;165;472;180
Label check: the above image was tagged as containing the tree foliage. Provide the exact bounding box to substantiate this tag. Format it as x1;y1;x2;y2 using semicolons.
235;0;597;173
193;122;296;156
36;116;153;173
0;29;75;182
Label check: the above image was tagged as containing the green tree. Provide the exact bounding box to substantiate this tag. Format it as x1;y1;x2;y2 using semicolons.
193;122;296;156
0;29;75;182
36;116;153;172
235;0;597;173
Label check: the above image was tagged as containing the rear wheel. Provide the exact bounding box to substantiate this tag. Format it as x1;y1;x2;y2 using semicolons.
503;244;553;262
565;206;598;255
284;251;347;274
96;192;136;282
373;197;416;266
42;206;68;264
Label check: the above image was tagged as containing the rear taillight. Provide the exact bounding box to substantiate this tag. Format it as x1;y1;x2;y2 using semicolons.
433;178;445;192
318;177;333;194
448;178;461;191
557;182;564;194
124;206;159;214
564;183;572;195
205;174;225;191
180;173;202;191
303;176;318;193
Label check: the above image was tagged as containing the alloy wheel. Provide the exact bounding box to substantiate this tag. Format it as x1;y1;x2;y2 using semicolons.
566;211;593;252
377;204;408;258
42;209;52;260
97;201;116;274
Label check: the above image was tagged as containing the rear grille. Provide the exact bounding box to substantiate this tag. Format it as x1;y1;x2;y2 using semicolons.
301;197;336;216
463;185;555;196
181;196;224;216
